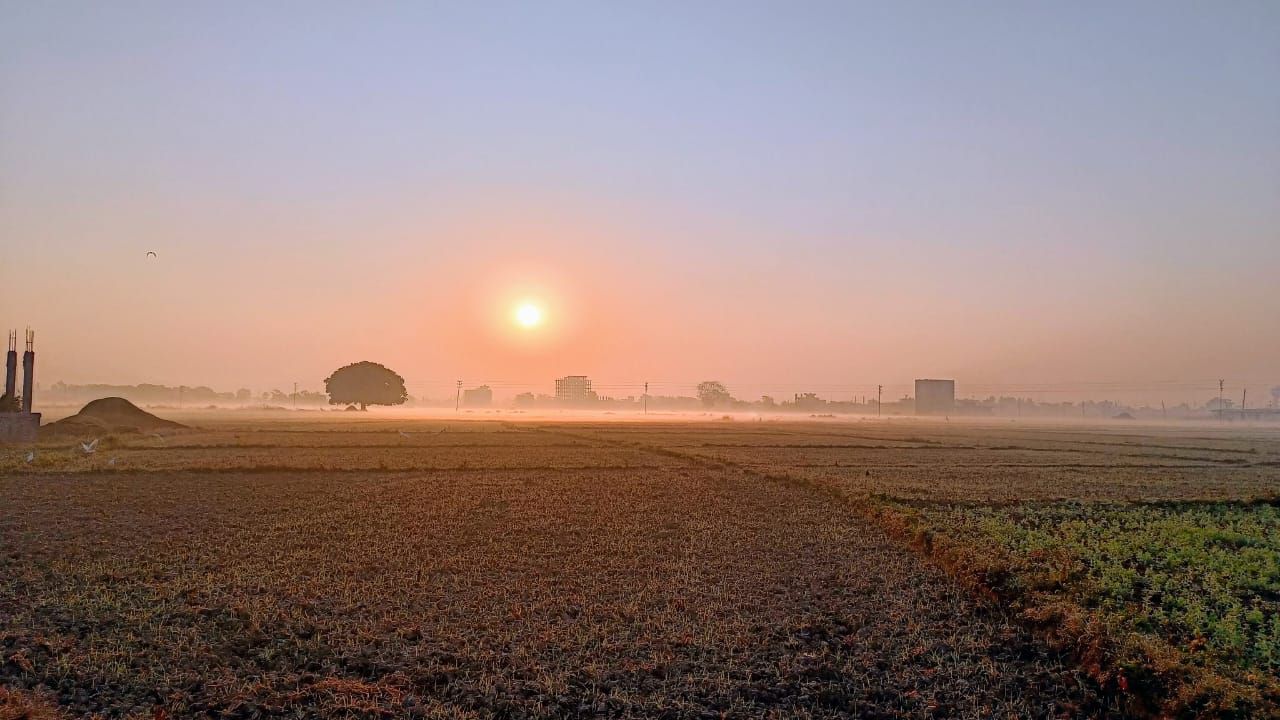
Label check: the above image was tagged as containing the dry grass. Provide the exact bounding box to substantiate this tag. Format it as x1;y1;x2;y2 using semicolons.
559;419;1280;717
0;418;1119;718
569;422;1280;503
0;686;67;720
4;416;1277;717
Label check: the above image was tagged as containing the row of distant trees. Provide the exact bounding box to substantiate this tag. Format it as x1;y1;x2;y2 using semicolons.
44;382;331;408
329;371;1280;415
325;368;758;412
320;369;753;411
46;362;1276;416
39;362;409;412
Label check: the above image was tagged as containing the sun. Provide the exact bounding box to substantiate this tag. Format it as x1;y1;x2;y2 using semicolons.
515;303;542;328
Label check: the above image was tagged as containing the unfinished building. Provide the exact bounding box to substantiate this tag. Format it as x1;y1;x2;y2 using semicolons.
555;375;596;404
914;378;956;416
0;329;40;443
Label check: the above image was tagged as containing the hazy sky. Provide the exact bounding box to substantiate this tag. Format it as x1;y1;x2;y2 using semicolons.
2;2;1277;403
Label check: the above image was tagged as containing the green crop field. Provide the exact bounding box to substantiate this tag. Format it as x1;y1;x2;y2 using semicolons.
2;414;1278;718
903;502;1280;713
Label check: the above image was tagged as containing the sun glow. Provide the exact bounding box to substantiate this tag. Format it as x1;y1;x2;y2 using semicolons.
516;303;543;328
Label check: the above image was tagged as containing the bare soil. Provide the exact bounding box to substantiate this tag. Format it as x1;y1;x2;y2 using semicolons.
0;418;1137;718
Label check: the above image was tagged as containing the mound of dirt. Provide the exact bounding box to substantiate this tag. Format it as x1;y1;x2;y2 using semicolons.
44;397;186;436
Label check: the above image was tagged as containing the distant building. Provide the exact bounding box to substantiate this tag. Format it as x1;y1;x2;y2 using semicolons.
793;392;825;411
555;375;595;404
462;385;492;407
915;379;955;415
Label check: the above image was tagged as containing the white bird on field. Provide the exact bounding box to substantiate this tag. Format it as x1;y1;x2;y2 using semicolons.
398;430;411;439
80;438;99;454
107;456;118;466
25;451;35;464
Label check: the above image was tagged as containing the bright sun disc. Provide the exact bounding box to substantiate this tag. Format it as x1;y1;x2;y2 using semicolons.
516;303;542;327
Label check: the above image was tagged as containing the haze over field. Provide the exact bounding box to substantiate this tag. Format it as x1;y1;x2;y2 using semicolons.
2;2;1278;402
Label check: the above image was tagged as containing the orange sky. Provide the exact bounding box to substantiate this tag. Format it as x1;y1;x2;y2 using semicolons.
2;4;1277;405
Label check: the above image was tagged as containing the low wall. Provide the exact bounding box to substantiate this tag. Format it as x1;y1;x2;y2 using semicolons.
0;413;40;443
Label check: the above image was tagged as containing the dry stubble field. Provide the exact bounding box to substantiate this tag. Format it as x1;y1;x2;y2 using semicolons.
2;413;1278;718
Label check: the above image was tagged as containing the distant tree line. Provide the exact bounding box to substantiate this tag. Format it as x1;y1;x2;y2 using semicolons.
44;382;331;408
514;380;1242;420
44;370;1255;420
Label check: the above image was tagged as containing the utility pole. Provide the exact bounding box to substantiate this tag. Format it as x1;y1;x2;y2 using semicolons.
1242;388;1247;421
1219;379;1225;421
644;381;648;415
293;382;298;411
877;385;882;417
455;380;462;412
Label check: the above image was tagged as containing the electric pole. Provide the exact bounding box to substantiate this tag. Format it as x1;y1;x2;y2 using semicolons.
1219;379;1225;421
877;385;882;417
1242;388;1247;421
455;380;462;412
293;382;298;411
644;381;648;415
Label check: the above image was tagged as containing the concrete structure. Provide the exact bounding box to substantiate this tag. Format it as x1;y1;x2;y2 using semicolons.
4;330;15;399
555;375;595;404
793;392;825;411
1;329;40;443
0;414;39;443
22;329;34;413
462;385;492;407
915;379;956;415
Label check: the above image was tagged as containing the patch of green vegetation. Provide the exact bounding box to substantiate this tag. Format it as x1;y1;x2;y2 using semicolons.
922;502;1280;677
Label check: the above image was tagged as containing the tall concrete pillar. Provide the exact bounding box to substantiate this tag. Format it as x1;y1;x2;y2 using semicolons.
4;350;15;399
21;330;34;413
4;330;14;400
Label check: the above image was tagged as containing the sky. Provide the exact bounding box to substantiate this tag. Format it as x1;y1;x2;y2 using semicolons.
2;2;1278;404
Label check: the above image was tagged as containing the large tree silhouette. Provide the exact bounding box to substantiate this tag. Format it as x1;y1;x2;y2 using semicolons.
324;361;408;411
697;380;731;408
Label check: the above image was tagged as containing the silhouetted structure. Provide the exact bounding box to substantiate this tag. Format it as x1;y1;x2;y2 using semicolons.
793;392;824;411
463;385;493;407
4;330;15;399
555;375;594;404
915;379;955;415
0;329;40;443
22;329;34;413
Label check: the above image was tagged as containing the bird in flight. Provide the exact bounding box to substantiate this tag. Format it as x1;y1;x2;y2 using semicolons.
80;438;99;454
146;251;157;258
